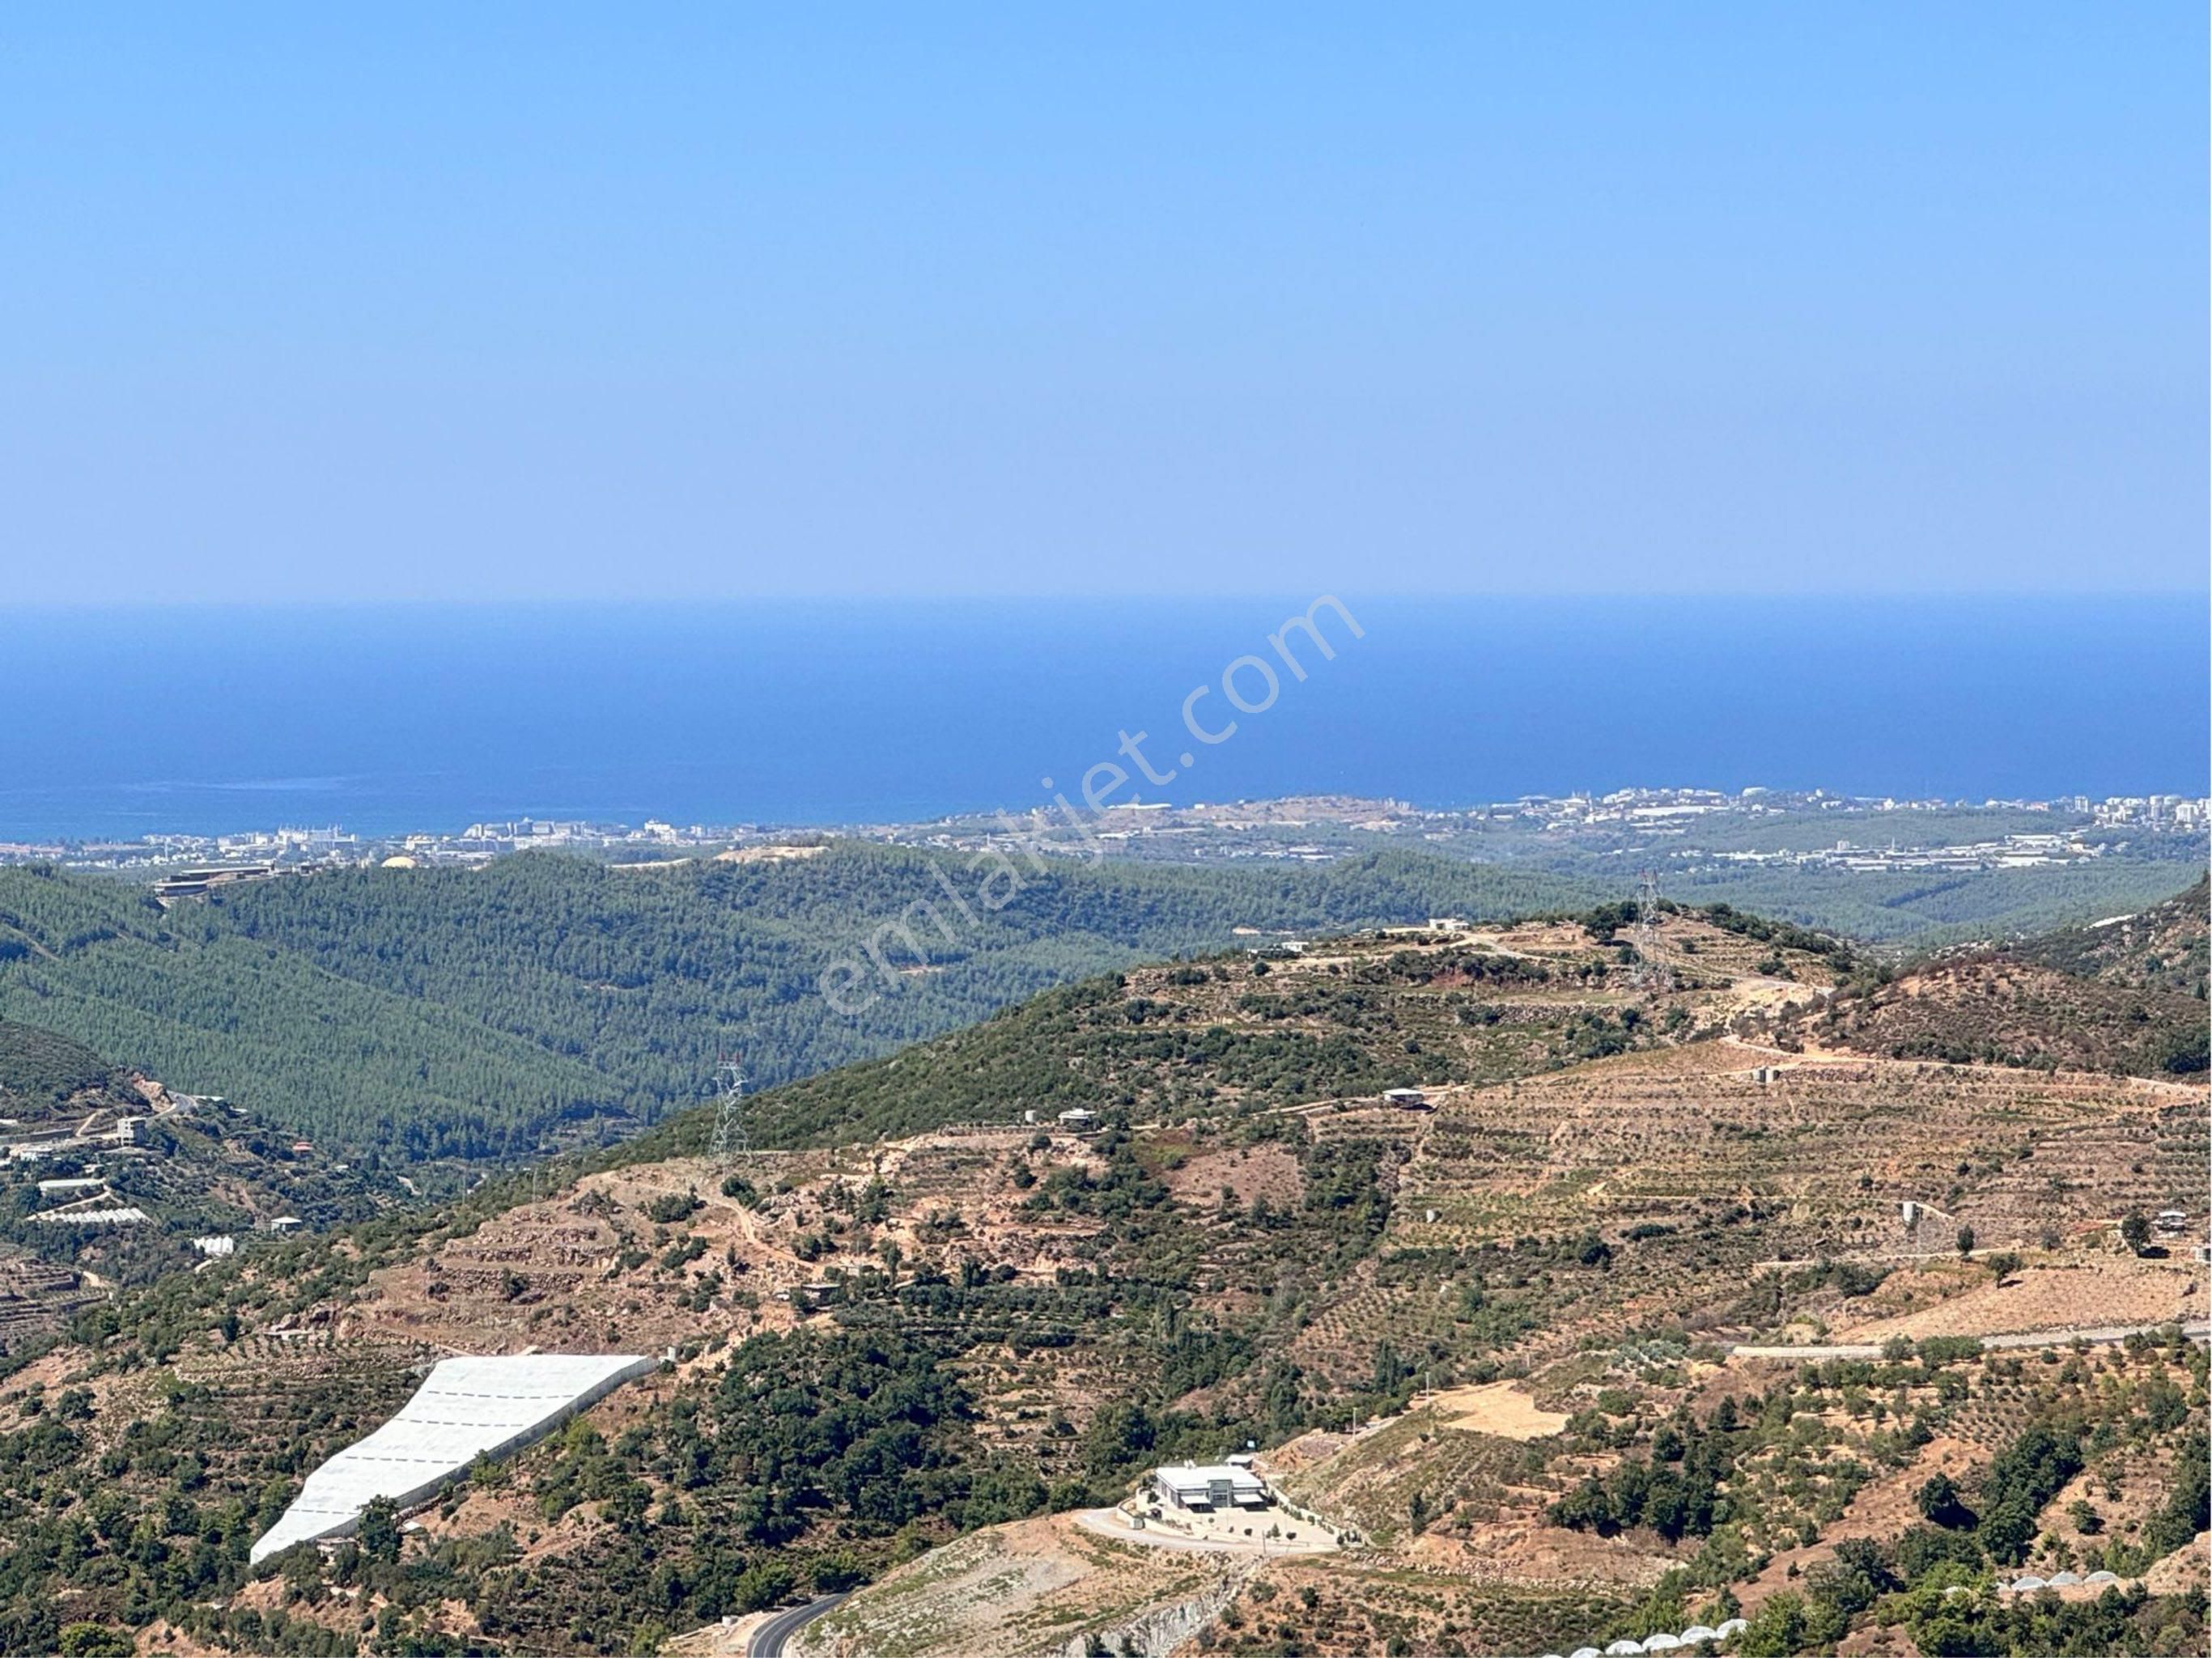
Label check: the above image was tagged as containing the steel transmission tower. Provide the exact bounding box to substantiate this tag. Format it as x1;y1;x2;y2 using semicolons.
1630;869;1674;993
709;1054;750;1163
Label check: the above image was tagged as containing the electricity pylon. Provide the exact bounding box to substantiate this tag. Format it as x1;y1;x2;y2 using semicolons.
709;1054;749;1163
1631;869;1674;993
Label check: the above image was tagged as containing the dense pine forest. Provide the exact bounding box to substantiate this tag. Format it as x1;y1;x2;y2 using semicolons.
0;847;1590;1162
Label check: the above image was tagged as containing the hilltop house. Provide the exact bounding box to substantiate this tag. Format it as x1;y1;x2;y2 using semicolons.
1151;1461;1271;1512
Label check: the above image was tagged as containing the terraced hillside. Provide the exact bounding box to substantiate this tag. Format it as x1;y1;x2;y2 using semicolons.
0;1020;403;1353
0;904;2201;1657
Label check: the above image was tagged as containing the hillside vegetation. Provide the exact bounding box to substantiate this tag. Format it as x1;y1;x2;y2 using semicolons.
2022;876;2210;999
0;1018;140;1114
0;850;1588;1162
1803;958;2207;1079
0;898;2198;1656
1655;859;2207;948
0;1020;405;1350
1792;878;2209;1079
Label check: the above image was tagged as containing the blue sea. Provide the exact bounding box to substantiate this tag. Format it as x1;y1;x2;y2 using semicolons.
0;596;2203;841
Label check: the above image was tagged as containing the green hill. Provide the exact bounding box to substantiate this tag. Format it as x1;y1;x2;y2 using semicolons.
0;848;1591;1161
0;1017;136;1113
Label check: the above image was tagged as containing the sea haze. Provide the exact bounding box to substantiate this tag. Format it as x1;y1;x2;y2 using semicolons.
1;596;2203;841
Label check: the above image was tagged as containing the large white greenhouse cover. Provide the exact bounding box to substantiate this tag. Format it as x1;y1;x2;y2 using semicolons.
251;1353;654;1563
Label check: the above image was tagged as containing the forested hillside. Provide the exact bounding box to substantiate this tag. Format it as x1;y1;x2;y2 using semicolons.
0;1018;140;1114
1794;882;2210;1079
0;867;627;1163
1652;859;2207;948
0;849;1589;1162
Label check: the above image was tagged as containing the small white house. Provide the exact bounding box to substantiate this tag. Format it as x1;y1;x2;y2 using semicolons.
1057;1108;1100;1134
1383;1088;1430;1111
1151;1461;1270;1512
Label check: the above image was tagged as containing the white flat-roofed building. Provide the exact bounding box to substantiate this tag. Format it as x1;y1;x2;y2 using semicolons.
250;1353;654;1563
1151;1461;1270;1511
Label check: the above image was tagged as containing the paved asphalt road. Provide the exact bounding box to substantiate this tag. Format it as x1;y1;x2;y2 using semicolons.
749;1592;850;1658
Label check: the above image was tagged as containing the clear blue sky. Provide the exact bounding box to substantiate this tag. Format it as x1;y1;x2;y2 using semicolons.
4;6;2202;601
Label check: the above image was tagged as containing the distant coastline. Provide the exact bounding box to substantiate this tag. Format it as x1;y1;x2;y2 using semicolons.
2;596;2203;842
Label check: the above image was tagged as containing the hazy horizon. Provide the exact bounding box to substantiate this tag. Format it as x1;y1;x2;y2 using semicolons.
5;8;2202;604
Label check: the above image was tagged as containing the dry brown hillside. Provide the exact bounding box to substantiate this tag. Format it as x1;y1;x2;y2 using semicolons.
1802;955;2206;1079
2023;876;2210;999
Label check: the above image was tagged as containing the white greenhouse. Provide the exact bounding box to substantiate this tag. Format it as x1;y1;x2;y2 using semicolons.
251;1353;654;1563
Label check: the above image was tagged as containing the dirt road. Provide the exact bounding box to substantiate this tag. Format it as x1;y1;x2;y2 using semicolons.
1726;1318;2209;1363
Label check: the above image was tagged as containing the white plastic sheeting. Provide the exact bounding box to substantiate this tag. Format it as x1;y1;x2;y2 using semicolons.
251;1353;653;1563
1565;1620;1735;1656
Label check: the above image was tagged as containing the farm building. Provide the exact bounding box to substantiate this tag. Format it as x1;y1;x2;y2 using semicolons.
1383;1088;1430;1110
